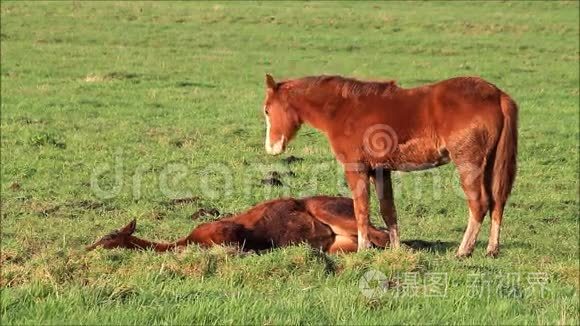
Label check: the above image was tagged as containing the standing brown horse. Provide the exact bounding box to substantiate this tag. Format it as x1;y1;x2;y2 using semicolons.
261;74;517;257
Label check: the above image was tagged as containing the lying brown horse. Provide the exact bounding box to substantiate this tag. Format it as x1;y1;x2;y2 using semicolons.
261;75;517;257
87;196;389;253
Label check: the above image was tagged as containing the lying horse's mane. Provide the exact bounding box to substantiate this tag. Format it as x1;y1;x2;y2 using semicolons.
282;75;399;99
101;230;121;240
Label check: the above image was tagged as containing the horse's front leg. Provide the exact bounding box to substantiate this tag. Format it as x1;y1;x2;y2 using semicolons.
344;170;372;250
371;169;400;249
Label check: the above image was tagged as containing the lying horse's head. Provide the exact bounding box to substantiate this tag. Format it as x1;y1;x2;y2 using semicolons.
262;74;302;155
86;219;136;251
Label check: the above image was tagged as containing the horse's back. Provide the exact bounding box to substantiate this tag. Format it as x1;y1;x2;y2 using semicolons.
427;77;506;155
334;76;508;170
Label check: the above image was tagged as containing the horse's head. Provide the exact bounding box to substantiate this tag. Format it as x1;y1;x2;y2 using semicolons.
86;219;136;251
262;74;301;155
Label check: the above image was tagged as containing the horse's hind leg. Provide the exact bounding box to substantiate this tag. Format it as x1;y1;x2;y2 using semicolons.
486;201;504;257
464;153;508;258
455;156;490;258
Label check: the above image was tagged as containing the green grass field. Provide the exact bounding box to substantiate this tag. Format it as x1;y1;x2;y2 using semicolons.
1;1;578;324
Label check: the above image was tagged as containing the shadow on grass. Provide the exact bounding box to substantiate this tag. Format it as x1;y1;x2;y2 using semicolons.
402;239;457;254
308;248;338;275
176;81;217;88
401;239;532;254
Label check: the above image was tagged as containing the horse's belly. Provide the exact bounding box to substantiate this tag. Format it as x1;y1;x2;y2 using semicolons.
380;139;450;171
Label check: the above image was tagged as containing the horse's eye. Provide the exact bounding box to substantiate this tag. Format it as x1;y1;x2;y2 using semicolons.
264;107;269;115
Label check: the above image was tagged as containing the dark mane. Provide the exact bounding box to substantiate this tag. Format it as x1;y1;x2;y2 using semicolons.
101;229;120;240
282;75;399;98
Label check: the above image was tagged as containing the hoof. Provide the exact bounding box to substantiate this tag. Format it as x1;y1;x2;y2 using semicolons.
389;230;400;249
455;250;473;259
486;249;499;258
390;239;401;249
357;241;372;251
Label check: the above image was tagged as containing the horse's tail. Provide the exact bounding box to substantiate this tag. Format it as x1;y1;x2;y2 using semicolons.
491;92;518;204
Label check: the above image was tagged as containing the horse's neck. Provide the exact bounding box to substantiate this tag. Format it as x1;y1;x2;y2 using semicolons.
290;93;336;133
126;236;176;252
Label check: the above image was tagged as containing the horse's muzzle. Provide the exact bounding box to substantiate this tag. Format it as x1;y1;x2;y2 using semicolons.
265;135;285;155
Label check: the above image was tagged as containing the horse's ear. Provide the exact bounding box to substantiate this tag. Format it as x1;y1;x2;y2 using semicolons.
119;219;136;235
265;74;277;90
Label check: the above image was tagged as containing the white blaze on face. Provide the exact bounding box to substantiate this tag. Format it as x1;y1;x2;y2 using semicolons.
264;112;285;155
